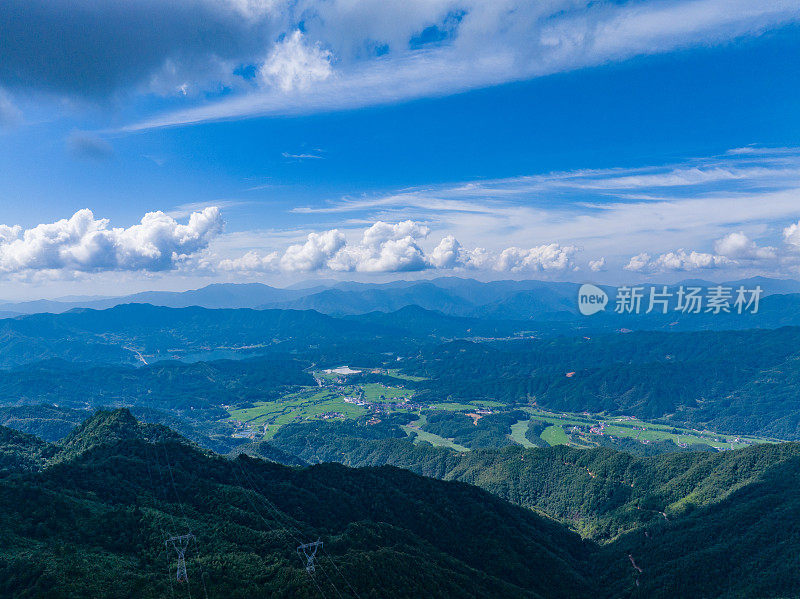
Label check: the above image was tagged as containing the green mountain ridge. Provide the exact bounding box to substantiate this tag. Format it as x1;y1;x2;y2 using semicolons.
3;409;797;598
0;409;597;599
264;420;800;597
268;419;800;541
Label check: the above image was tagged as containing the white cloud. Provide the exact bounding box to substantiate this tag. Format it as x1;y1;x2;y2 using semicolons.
216;219;581;275
428;235;462;269
280;229;347;272
218;249;280;272
215;221;506;274
589;257;606;272
624;249;731;273
259;30;333;92
330;220;430;272
215;219;584;275
783;220;800;250
0;207;223;275
282;151;324;160
713;232;776;260
495;244;577;273
428;235;490;270
562;166;800;191
624;253;651;273
122;0;800;131
0;225;22;245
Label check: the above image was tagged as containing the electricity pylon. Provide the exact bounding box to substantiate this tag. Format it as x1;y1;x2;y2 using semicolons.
165;533;195;582
297;539;323;573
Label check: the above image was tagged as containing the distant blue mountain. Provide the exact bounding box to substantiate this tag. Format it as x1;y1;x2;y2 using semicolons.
0;283;313;314
1;277;799;321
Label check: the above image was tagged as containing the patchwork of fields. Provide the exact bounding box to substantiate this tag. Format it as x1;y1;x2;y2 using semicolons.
523;408;776;450
226;366;779;450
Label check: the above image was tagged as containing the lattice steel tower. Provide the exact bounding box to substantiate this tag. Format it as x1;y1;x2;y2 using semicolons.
297;539;323;573
165;534;195;582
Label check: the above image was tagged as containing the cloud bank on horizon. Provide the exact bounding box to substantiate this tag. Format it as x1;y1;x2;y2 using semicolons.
4;145;800;282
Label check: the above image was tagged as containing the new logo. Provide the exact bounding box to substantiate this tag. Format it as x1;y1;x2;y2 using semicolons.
578;283;608;316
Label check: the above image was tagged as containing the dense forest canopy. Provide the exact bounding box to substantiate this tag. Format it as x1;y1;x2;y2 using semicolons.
2;409;799;599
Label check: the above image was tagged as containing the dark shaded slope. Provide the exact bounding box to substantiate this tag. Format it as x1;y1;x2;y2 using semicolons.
600;455;800;599
0;410;595;599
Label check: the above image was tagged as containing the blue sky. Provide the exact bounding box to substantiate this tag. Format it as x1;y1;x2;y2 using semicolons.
1;0;800;298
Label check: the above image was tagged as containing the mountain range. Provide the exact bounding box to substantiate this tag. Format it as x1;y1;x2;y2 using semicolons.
3;276;800;319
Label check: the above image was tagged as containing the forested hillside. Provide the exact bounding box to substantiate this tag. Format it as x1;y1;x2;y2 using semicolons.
267;419;800;597
3;410;799;598
0;410;596;599
269;418;800;541
403;327;800;439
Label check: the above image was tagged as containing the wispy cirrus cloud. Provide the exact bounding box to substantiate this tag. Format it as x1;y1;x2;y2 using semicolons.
296;146;800;215
114;0;800;131
281;151;325;160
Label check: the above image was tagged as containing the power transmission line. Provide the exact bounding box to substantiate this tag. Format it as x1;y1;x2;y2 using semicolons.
143;441;178;599
234;457;363;598
161;442;210;599
231;458;338;598
145;441;188;598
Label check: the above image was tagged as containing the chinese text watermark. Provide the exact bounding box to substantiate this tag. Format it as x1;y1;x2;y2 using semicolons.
578;284;763;316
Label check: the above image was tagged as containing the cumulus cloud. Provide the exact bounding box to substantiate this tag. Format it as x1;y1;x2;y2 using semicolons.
588;257;606;272
330;221;430;272
215;221;432;274
624;253;652;273
622;230;783;274
429;235;462;269
280;229;347;272
713;232;776;261
783;220;800;250
218;220;547;274
624;249;731;273
259;31;333;92
0;225;22;245
0;207;223;275
218;249;280;273
213;218;800;279
429;235;492;270
495;244;577;273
